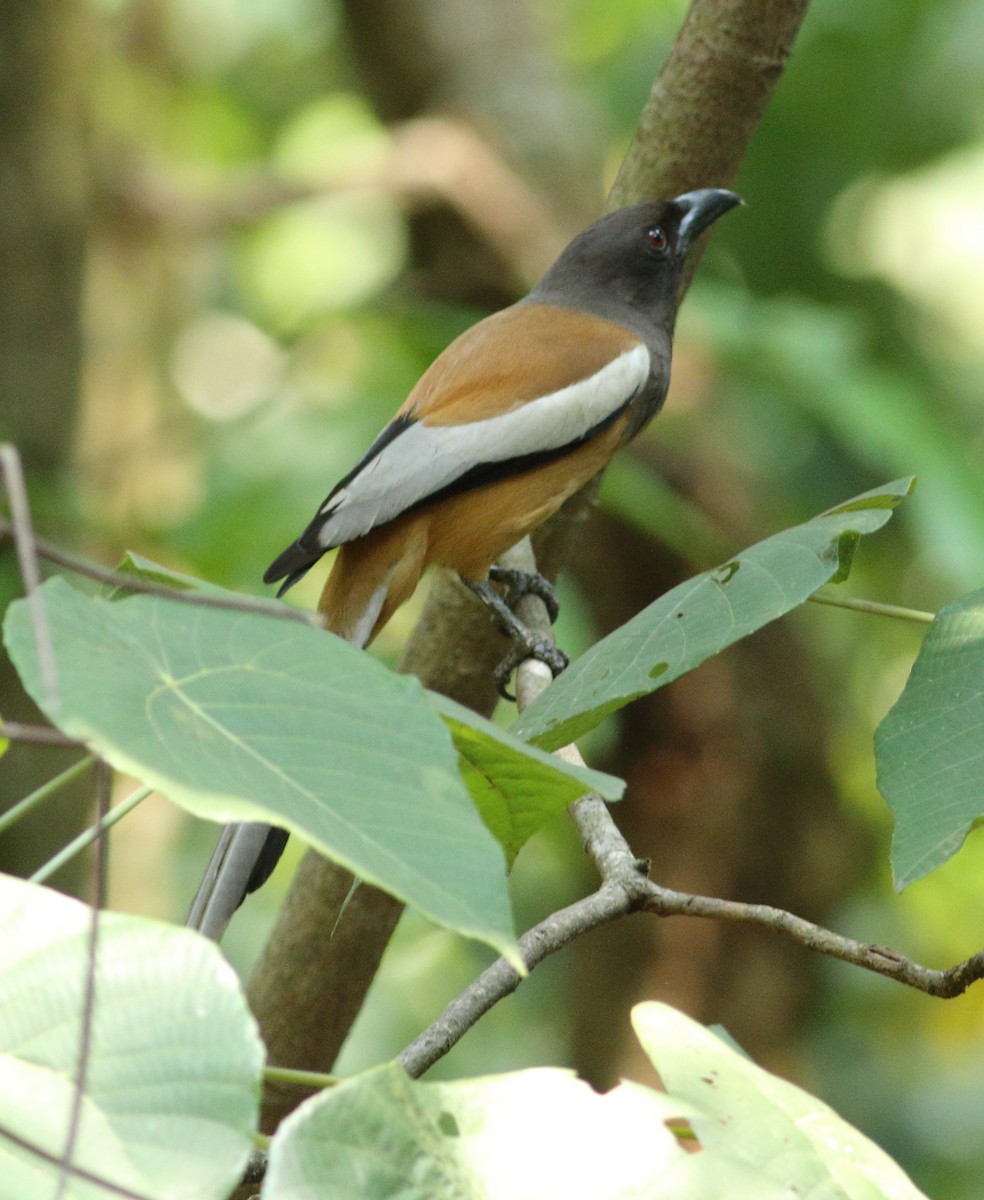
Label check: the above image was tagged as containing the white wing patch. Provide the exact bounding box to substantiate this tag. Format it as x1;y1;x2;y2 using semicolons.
316;343;650;548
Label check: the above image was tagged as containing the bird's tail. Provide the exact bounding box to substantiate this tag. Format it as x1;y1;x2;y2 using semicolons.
315;515;428;645
185;518;429;941
184;824;288;939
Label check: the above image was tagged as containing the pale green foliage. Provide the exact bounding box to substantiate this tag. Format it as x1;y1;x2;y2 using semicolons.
262;1002;927;1199
0;875;262;1200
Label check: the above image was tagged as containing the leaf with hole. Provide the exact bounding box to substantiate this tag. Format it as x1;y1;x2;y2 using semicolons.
513;479;914;750
631;1001;928;1198
261;1002;926;1199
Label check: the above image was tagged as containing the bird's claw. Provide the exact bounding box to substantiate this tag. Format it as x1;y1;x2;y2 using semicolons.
493;636;569;701
464;575;569;700
487;566;560;623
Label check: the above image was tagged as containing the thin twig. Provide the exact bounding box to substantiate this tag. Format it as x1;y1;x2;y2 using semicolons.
641;885;984;997
0;757;95;838
398;540;984;1079
0;517;322;628
0;1123;152;1200
809;589;935;625
401;864;984;1077
400;876;648;1077
0;445;60;710
0;449;145;1197
30;784;153;884
55;760;110;1200
0;720;85;747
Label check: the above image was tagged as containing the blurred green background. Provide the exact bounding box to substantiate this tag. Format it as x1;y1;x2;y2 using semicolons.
2;0;984;1194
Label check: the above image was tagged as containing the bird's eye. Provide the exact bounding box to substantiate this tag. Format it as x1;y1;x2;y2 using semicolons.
646;226;670;256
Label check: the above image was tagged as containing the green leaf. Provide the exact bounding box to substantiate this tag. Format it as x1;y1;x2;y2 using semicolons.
114;550;219;593
0;874;261;1200
513;479;914;750
3;578;517;961
117;552;617;865
264;1061;688;1200
262;1006;926;1199
112;552;301;619
875;589;984;888
115;554;624;866
632;1002;928;1198
428;693;623;866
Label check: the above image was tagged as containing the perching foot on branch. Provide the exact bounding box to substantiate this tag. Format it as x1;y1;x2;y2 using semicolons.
465;576;569;698
487;565;561;623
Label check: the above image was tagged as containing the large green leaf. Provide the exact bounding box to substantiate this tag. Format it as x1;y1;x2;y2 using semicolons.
4;578;516;959
632;1002;928;1198
0;874;261;1200
261;1003;926;1199
264;1062;689;1200
118;553;626;865
875;589;984;888
514;479;913;750
117;556;621;867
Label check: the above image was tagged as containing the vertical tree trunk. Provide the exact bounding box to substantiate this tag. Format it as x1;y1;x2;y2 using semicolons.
0;0;89;475
0;0;92;889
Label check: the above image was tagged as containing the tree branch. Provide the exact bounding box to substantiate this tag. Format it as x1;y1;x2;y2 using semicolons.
0;445;59;711
401;845;984;1077
0;518;320;627
398;539;984;1080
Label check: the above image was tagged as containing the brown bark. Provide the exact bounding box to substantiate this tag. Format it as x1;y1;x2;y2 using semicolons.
341;0;602;225
249;857;404;1132
0;0;93;891
610;0;810;206
0;0;89;473
249;0;593;1099
341;0;602;308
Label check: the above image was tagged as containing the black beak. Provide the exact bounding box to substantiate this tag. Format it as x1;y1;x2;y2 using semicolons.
675;188;743;250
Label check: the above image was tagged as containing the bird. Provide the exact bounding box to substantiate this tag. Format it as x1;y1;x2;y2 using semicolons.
186;187;742;940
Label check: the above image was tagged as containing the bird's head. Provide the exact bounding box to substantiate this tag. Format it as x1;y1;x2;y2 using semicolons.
531;188;742;328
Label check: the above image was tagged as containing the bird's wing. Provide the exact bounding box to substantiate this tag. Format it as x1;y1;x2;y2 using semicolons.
265;304;648;586
322;306;646;539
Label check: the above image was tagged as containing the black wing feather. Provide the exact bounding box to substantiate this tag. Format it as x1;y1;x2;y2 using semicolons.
263;414;421;592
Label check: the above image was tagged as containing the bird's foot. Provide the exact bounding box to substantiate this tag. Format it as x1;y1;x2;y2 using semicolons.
465;577;569;700
487;566;560;623
491;638;569;699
